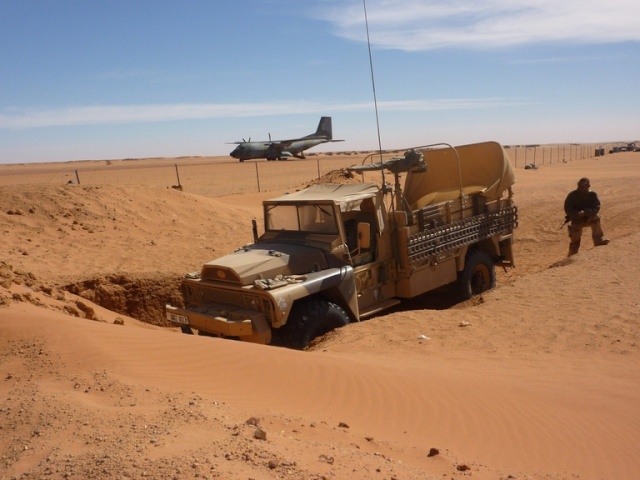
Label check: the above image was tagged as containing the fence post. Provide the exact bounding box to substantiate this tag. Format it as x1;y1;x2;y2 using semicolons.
255;162;261;193
317;157;321;179
75;169;80;184
174;164;182;188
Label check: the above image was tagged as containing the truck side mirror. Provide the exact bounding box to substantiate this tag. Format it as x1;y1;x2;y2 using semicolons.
357;222;371;250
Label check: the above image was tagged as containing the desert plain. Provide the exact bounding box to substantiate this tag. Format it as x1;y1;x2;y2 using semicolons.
1;147;639;480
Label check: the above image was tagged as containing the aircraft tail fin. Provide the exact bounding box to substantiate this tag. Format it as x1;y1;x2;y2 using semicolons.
308;116;332;140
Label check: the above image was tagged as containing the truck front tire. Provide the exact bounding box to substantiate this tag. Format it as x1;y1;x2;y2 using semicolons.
277;299;350;350
458;249;496;300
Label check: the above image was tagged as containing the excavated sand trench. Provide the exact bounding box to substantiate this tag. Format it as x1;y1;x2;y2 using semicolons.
63;273;184;326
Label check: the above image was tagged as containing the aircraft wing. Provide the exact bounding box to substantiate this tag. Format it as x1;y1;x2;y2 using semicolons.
277;137;343;145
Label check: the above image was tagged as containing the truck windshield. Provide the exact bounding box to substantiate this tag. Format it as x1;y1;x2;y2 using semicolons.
266;203;338;234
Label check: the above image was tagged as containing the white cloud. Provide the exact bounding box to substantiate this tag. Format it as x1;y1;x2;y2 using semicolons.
317;0;640;50
0;98;526;129
0;103;316;128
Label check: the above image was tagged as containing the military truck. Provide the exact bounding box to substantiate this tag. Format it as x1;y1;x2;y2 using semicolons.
166;141;518;349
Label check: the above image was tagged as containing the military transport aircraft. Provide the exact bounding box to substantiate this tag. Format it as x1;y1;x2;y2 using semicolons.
229;116;343;162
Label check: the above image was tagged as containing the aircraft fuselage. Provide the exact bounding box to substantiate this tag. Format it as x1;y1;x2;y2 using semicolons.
230;137;328;161
229;116;342;162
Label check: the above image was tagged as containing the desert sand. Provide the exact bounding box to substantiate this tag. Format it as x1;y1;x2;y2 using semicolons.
1;149;639;480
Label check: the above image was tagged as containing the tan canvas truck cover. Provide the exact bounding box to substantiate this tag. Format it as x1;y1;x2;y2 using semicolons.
405;141;516;209
266;183;380;211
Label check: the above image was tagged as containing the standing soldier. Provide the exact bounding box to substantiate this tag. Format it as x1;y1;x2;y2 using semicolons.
564;177;609;256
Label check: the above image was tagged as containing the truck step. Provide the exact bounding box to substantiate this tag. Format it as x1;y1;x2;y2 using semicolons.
358;298;401;319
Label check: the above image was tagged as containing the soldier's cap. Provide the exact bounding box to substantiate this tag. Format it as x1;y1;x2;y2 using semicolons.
578;177;590;186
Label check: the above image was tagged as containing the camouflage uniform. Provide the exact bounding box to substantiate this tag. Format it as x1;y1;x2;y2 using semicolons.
563;178;609;256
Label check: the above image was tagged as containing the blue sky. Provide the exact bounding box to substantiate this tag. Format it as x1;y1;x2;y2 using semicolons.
1;0;638;164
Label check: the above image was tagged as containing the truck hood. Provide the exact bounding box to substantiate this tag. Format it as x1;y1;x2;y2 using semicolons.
200;243;328;286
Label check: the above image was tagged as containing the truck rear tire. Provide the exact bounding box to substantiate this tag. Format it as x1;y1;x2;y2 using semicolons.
277;299;350;350
458;249;496;300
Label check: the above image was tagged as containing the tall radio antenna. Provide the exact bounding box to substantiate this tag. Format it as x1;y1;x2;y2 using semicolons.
362;0;386;186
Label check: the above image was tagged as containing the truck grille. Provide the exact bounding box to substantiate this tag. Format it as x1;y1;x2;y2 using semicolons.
190;286;274;323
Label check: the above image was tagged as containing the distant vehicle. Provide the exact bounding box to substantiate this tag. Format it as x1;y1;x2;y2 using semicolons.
609;142;639;153
229;117;344;162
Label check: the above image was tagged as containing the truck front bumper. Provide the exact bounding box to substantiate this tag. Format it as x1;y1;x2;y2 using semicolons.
165;304;272;344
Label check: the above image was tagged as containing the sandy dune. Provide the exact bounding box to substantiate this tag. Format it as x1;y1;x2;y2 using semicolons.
1;150;639;479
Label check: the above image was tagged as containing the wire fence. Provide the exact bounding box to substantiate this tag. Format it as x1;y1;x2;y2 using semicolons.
505;144;611;168
0;143;620;198
99;155;365;197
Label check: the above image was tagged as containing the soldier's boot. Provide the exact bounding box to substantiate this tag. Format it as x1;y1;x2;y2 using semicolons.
568;243;580;256
589;217;608;246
